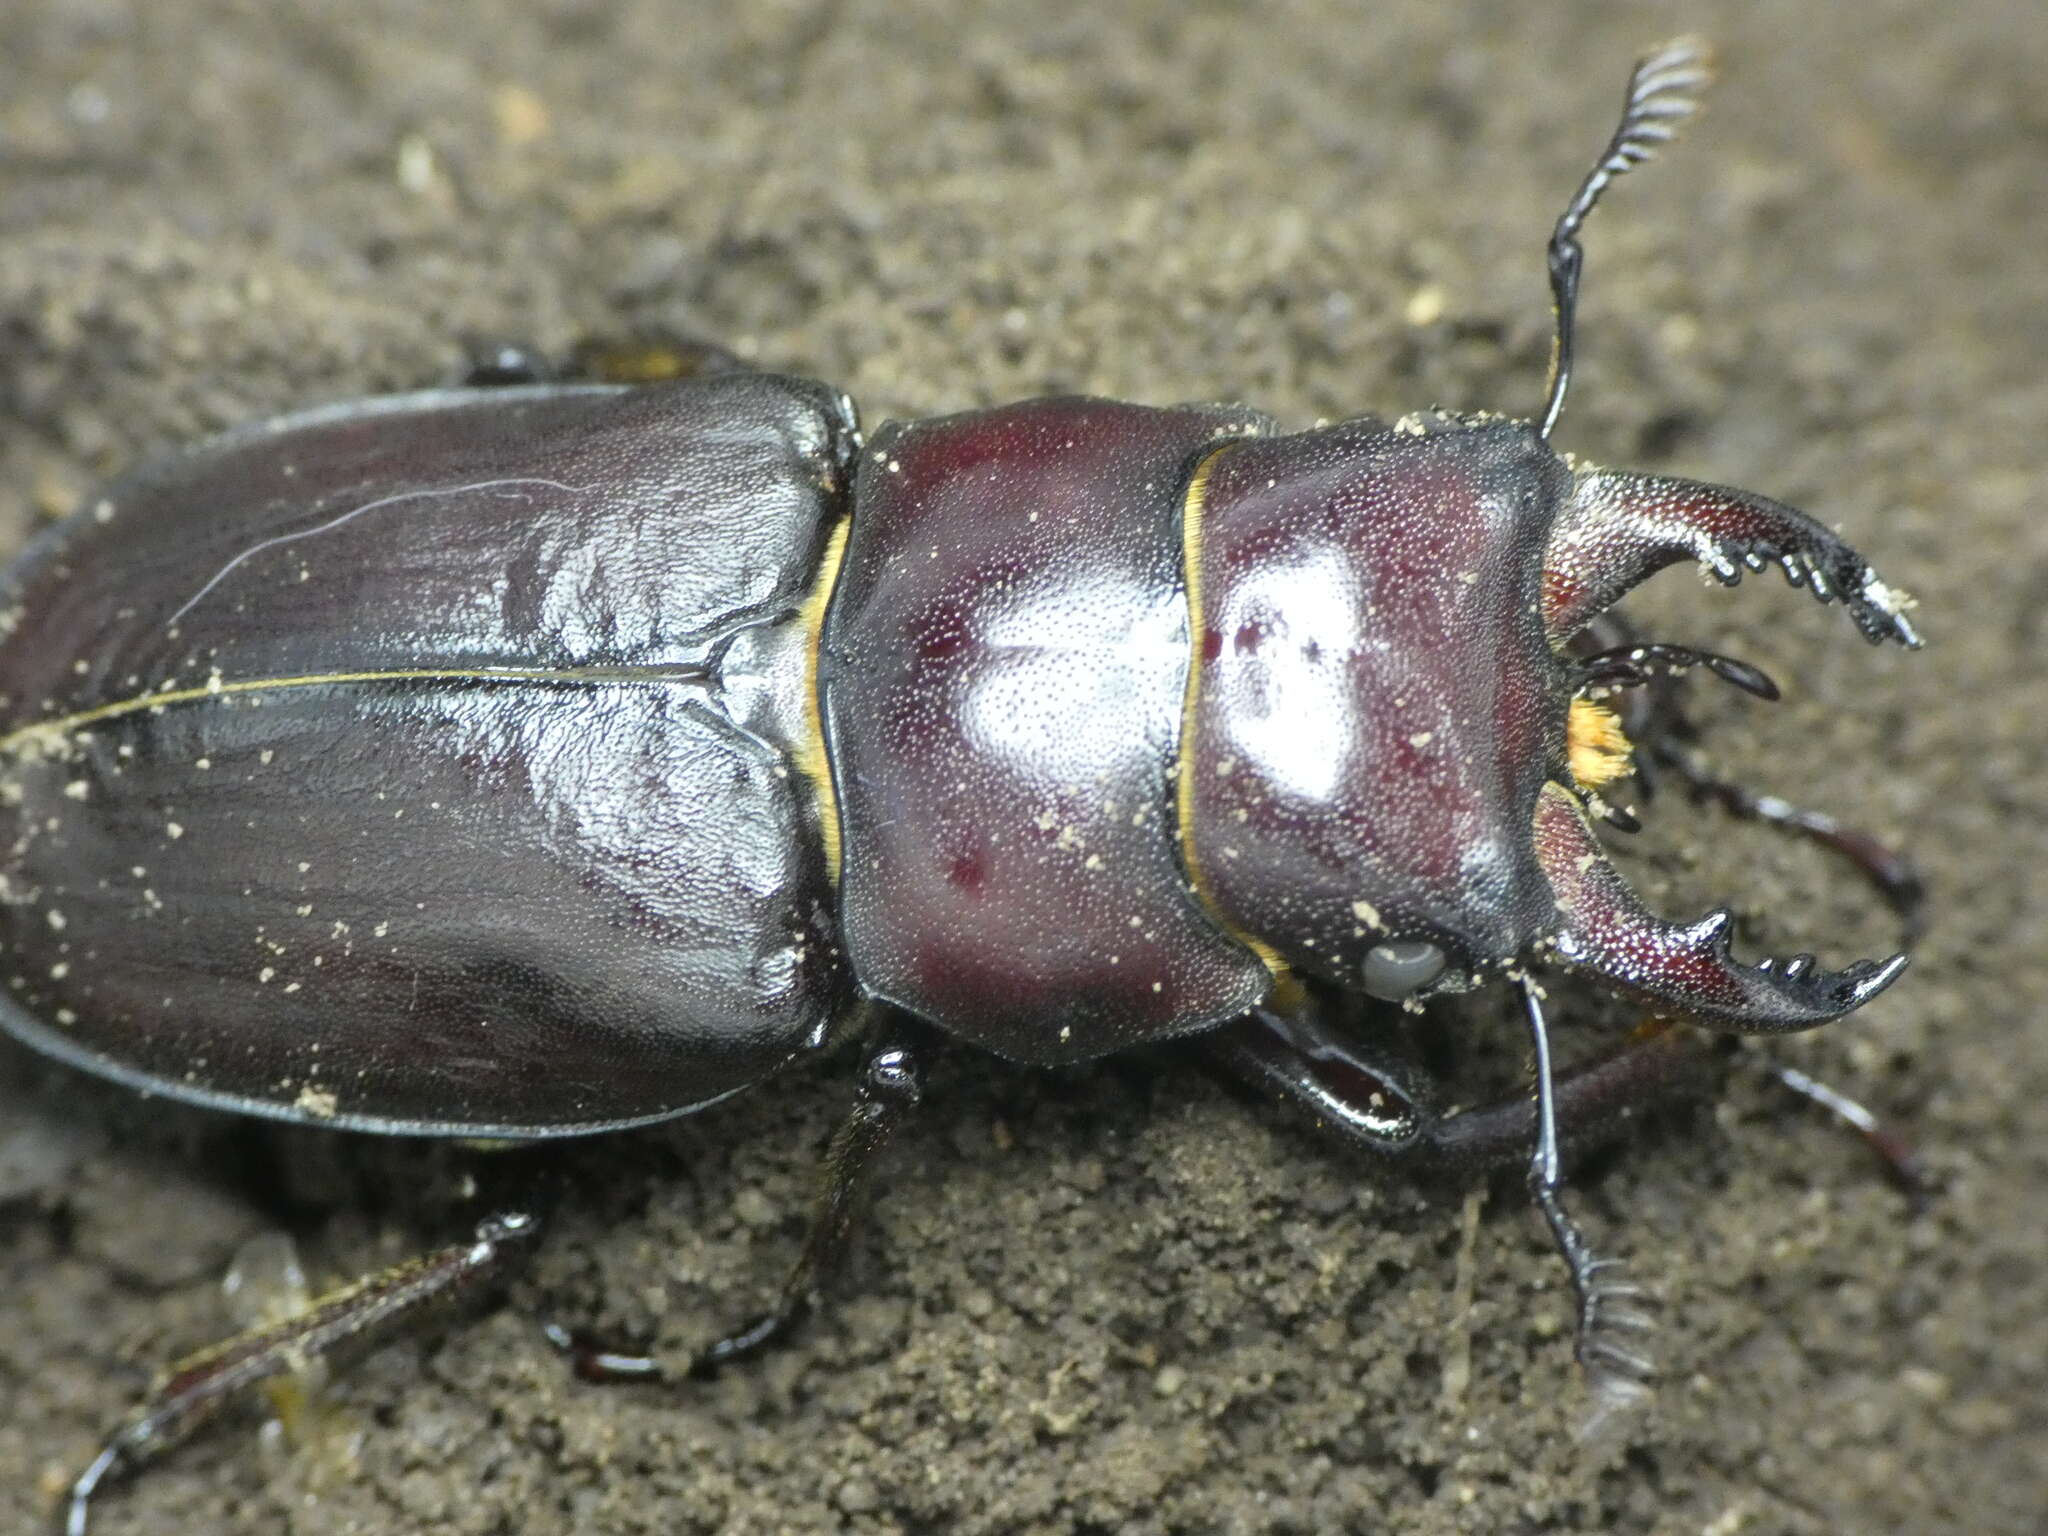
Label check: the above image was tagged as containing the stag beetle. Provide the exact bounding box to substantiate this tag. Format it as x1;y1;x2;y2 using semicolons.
0;40;1921;1533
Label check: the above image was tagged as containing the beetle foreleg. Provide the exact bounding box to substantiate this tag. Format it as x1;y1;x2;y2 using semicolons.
1741;1051;1934;1207
1201;999;1707;1174
64;1210;544;1536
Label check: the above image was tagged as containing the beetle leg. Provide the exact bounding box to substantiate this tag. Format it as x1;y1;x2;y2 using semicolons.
64;1211;543;1536
1649;739;1929;946
1200;999;1707;1176
1203;993;1682;1407
644;1037;924;1371
547;1029;928;1386
1739;1050;1934;1207
689;1030;926;1376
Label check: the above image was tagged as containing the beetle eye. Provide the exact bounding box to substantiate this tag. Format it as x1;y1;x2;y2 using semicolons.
1361;940;1448;1001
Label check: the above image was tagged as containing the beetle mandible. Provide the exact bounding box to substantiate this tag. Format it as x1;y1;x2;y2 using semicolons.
0;39;1923;1533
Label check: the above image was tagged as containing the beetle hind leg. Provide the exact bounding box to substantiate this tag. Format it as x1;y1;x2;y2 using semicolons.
690;1029;926;1376
63;1210;545;1536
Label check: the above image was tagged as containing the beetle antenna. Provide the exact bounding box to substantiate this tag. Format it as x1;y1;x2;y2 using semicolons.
1539;37;1715;441
1518;975;1658;1414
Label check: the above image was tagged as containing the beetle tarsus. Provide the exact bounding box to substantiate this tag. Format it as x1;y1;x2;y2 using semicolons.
1747;1054;1935;1209
540;1322;667;1385
63;1442;126;1536
690;1309;800;1379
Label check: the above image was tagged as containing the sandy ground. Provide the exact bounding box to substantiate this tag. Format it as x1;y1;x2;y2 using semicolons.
1;1;2042;1532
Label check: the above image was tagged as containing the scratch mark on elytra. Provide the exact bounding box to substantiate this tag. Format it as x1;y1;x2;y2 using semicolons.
166;478;592;630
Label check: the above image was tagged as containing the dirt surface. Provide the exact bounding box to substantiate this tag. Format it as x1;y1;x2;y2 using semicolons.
1;1;2042;1532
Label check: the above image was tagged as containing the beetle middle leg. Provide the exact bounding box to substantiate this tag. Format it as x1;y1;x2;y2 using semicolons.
546;1023;927;1385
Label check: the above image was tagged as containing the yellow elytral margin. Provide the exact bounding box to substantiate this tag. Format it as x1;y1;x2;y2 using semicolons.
0;668;599;757
1567;695;1634;791
1175;443;1295;996
797;516;852;884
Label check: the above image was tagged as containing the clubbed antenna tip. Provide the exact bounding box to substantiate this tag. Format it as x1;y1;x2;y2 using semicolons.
1539;38;1718;441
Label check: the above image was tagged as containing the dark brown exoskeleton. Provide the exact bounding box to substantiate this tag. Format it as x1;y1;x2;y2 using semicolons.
0;41;1922;1533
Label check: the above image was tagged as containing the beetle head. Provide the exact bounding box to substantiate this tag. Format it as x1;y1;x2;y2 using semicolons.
1182;416;1917;1029
1181;413;1572;1002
